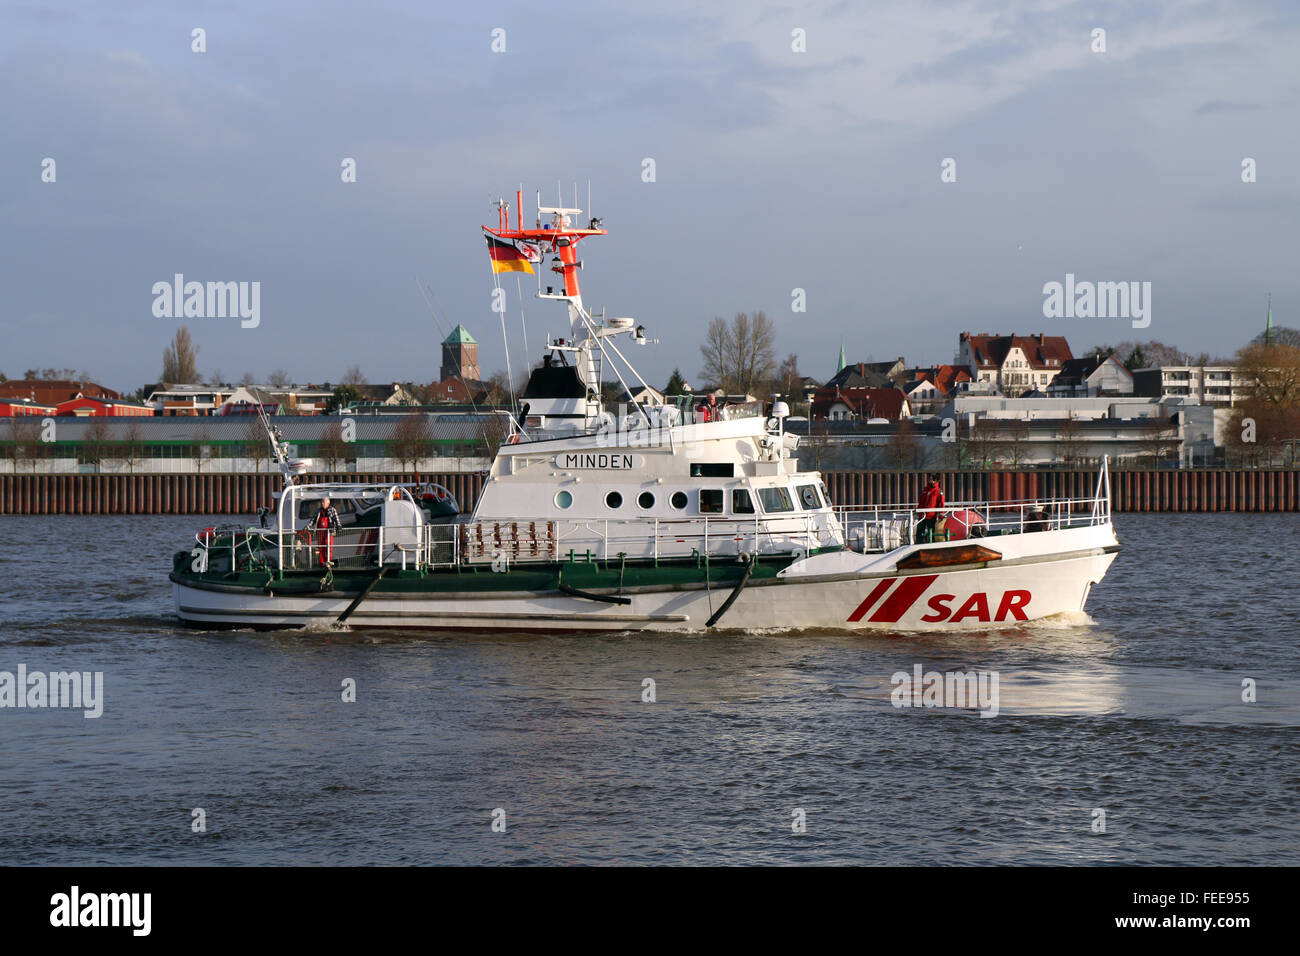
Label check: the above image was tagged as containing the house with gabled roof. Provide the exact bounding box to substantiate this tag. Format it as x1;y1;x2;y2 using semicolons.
1047;354;1134;397
810;385;910;421
958;332;1073;396
824;358;906;390
901;364;973;415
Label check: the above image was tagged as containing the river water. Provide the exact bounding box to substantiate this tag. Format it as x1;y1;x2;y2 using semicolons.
1;512;1296;865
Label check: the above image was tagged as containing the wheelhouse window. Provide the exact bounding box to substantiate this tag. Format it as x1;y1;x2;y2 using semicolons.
796;483;822;510
757;486;794;513
732;489;755;514
699;489;724;514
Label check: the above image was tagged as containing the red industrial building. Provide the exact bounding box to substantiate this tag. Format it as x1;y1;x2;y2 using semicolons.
0;398;57;417
55;397;154;417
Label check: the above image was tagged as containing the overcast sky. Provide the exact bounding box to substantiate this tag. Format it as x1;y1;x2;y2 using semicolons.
2;0;1296;393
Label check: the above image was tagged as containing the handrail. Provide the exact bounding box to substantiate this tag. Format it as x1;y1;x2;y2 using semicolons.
196;465;1113;573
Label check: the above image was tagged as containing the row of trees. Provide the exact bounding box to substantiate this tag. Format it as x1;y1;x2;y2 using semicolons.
799;417;1180;471
1084;340;1228;370
2;412;505;474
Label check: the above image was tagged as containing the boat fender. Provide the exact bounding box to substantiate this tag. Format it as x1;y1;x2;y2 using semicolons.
558;583;632;606
337;567;388;623
706;552;753;628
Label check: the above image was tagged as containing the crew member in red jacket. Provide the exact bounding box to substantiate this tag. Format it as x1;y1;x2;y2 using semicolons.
916;476;946;543
309;497;341;567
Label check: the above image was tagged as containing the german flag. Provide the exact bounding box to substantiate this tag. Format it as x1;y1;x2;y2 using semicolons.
485;235;535;275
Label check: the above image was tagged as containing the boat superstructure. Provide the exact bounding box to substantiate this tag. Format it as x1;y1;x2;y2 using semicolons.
169;190;1119;631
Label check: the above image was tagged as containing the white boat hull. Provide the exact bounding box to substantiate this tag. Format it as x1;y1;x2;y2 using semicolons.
174;524;1119;632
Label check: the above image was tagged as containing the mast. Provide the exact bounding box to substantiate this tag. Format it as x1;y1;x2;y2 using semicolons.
482;195;609;401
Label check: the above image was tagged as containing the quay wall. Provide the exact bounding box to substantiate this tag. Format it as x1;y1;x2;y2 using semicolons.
1;470;1298;515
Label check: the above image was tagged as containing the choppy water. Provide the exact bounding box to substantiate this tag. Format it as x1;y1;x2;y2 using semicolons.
1;512;1296;865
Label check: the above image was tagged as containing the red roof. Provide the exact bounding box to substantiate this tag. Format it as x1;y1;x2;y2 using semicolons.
811;386;909;420
0;379;121;406
430;377;487;404
961;333;1073;369
908;364;970;395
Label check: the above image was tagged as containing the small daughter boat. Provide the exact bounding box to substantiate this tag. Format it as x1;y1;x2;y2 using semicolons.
170;192;1119;631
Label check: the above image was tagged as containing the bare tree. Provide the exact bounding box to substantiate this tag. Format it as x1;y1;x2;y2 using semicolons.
884;418;920;470
389;413;434;473
1004;419;1031;468
341;364;367;386
243;419;271;473
82;417;112;473
267;368;292;388
6;418;45;473
24;367;81;380
1236;342;1300;406
966;418;1006;469
802;416;833;471
162;326;200;384
1053;415;1084;466
1137;418;1177;465
475;412;511;453
776;352;802;404
484;369;523;405
120;420;144;474
1226;400;1300;468
699;311;776;397
317;422;348;472
191;423;212;474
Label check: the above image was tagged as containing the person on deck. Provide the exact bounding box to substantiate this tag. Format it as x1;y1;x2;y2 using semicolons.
309;498;342;567
916;476;946;543
696;392;719;423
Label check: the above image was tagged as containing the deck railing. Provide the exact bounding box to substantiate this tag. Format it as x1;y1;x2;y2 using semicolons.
192;461;1113;574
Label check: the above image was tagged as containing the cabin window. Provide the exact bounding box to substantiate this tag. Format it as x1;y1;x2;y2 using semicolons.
796;483;822;510
297;499;355;519
605;491;623;509
555;490;573;509
670;491;688;510
699;489;724;514
757;486;794;513
732;489;755;514
690;463;735;478
637;491;655;509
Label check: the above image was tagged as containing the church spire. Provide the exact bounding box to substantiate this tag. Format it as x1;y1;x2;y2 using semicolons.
836;343;846;373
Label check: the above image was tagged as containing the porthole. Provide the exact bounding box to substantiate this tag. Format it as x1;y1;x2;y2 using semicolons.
605;491;623;509
555;490;573;509
637;491;655;509
670;491;688;509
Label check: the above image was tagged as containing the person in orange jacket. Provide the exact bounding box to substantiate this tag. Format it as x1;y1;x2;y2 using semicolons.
916;476;946;543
